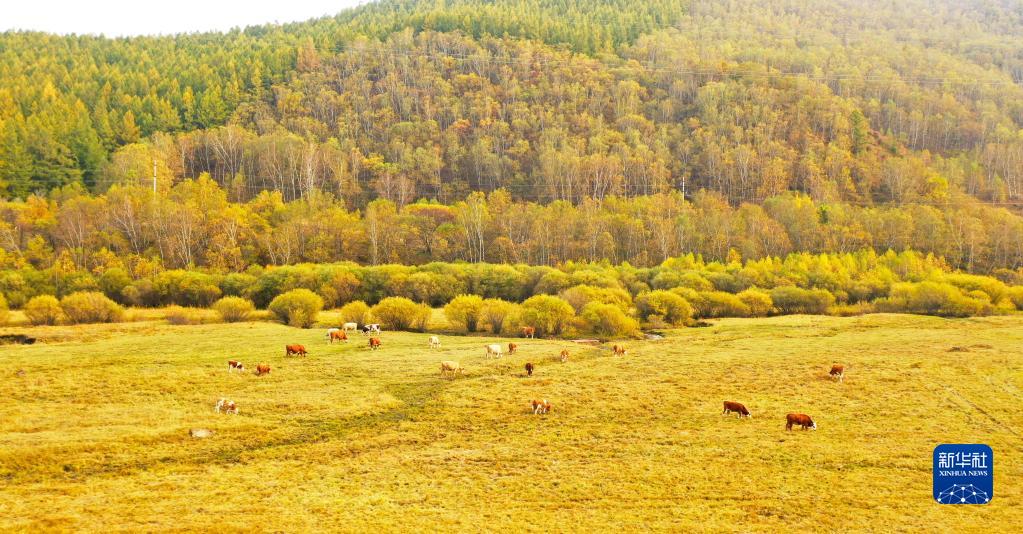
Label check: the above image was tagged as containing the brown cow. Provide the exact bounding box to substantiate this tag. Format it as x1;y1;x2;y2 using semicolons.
369;337;382;350
830;364;845;382
255;364;271;376
227;360;244;372
612;344;626;356
722;401;751;418
525;362;534;377
329;330;348;344
285;344;307;357
521;326;536;339
531;399;551;414
508;342;518;355
786;413;817;431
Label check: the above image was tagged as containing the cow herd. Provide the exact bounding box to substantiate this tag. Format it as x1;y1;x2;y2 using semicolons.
215;322;384;413
214;323;578;416
433;329;588;414
212;321;847;429
722;364;848;430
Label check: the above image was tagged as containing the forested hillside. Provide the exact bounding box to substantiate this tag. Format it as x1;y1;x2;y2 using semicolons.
1;0;1023;275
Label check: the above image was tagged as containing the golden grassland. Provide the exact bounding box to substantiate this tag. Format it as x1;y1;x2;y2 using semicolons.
1;312;1021;531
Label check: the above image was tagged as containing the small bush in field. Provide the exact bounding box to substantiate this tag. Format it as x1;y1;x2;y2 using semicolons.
480;298;517;334
691;291;750;318
372;297;432;331
876;282;991;317
410;303;432;332
635;290;692;325
0;293;9;325
60;291;124;324
830;301;875;317
1007;286;1023;311
737;288;774;317
518;295;575;336
268;289;324;328
24;295;63;325
165;306;202;325
770;286;836;315
677;272;714;291
559;284;632;313
339;300;372;325
579;302;640;337
444;294;484;332
213;296;255;322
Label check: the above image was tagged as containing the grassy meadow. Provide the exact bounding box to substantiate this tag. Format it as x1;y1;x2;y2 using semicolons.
1;312;1021;531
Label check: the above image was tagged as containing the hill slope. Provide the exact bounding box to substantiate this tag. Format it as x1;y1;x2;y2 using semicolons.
2;0;1023;206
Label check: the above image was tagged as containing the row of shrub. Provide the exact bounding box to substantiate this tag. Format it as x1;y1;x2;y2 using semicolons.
13;292;126;326
4;251;1021;312
1;250;1020;332
8;276;1017;340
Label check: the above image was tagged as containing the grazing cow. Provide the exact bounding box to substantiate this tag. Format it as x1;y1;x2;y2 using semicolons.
486;344;504;358
255;363;271;376
440;360;463;377
429;335;441;349
531;399;551;414
525;362;534;377
285;344;307;357
215;398;238;415
227;360;244;372
328;330;348;344
363;323;382;335
369;337;382;350
612;344;626;356
508;342;518;355
786;413;817;431
521;326;536;339
830;364;845;382
342;322;359;332
722;401;751;418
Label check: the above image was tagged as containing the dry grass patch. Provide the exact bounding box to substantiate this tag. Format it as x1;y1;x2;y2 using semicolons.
1;314;1020;530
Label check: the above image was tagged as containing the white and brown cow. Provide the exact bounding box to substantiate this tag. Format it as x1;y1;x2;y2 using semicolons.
215;398;239;415
531;399;552;415
440;360;463;378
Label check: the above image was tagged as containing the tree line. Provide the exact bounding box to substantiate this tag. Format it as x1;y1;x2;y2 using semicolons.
1;179;1022;279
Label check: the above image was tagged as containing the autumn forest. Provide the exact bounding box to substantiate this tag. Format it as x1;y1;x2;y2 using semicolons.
1;0;1023;279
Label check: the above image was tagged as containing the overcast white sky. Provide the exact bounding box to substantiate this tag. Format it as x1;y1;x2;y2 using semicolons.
2;1;371;36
